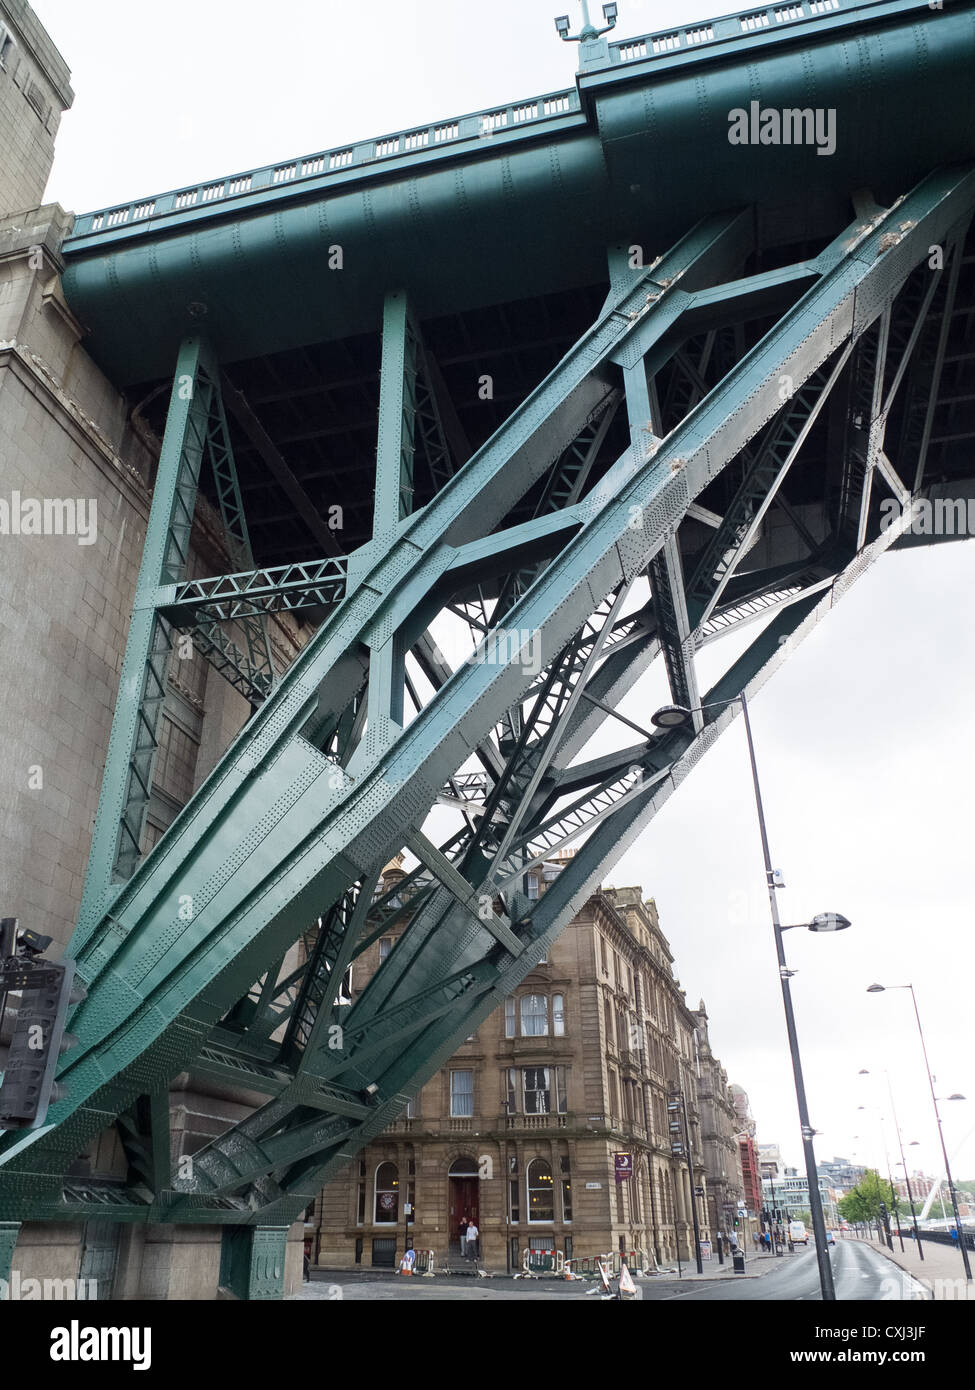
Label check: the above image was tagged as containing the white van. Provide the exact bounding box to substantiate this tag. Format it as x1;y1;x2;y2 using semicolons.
789;1220;809;1246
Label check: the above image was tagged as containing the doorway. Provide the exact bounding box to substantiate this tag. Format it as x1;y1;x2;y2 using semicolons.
448;1156;480;1256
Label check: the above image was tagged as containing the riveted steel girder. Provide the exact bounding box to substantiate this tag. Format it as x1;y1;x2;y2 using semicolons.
2;168;973;1236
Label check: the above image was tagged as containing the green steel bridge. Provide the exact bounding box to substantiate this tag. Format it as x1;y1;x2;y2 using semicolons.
2;0;975;1297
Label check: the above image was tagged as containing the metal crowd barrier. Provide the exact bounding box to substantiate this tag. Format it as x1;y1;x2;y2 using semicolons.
516;1247;566;1277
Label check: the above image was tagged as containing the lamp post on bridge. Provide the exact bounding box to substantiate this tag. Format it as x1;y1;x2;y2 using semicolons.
554;2;619;43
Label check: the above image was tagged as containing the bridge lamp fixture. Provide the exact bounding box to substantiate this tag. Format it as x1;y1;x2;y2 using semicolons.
554;3;618;42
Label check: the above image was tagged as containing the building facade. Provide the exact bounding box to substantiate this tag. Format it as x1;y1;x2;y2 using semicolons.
692;1002;746;1241
311;868;748;1272
763;1168;838;1228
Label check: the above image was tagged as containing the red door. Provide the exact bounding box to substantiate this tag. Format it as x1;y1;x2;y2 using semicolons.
449;1177;480;1243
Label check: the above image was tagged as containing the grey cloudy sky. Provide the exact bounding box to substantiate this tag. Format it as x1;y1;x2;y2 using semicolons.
30;0;975;1188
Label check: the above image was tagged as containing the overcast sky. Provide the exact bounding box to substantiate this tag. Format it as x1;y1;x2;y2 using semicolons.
30;0;975;1189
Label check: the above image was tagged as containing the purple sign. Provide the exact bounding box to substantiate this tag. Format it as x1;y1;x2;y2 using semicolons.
614;1152;633;1182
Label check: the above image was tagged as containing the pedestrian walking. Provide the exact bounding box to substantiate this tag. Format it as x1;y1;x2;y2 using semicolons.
466;1218;480;1260
459;1215;468;1257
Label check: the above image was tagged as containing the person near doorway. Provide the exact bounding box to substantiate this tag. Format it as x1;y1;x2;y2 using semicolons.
466;1218;479;1260
459;1216;468;1257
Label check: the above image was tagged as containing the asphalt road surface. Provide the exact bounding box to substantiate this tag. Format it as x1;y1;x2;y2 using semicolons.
296;1240;929;1301
640;1240;929;1301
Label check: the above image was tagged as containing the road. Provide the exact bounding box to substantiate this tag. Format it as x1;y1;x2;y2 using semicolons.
641;1239;928;1301
294;1240;929;1301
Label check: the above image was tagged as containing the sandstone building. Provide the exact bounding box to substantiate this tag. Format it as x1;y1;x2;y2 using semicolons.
310;862;746;1272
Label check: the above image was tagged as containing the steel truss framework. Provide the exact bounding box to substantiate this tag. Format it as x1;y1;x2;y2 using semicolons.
1;168;973;1295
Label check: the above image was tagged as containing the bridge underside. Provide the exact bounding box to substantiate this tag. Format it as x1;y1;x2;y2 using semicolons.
1;162;973;1247
1;8;974;1304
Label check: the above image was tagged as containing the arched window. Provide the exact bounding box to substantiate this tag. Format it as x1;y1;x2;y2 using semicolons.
520;994;548;1037
374;1161;399;1223
527;1158;555;1223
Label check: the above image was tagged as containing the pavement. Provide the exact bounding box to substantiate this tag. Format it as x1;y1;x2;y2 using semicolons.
845;1231;975;1301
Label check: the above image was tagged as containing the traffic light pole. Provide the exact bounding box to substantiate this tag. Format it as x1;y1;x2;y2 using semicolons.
670;1083;703;1274
740;694;836;1301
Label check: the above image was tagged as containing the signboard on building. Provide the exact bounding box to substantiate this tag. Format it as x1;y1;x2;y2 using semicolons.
614;1153;633;1182
585;1182;602;1190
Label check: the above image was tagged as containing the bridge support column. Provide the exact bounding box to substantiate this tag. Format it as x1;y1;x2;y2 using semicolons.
0;1221;19;1284
219;1225;293;1300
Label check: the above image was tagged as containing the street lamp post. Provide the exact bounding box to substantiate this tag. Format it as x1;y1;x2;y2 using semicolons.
651;692;841;1301
866;983;971;1281
856;1101;897;1249
859;1068;925;1260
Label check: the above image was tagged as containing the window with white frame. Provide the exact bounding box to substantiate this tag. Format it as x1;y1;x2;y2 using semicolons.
506;992;565;1037
450;1069;474;1117
553;994;564;1036
520;993;548;1037
505;1066;568;1115
524;1066;551;1114
504;1067;518;1115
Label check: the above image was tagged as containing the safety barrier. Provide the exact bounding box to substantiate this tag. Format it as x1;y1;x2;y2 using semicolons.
516;1247;565;1277
411;1249;437;1277
565;1249;650;1278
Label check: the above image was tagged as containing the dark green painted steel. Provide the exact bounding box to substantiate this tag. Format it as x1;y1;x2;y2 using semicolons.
0;1222;18;1284
0;3;973;1305
59;0;975;386
1;160;971;1249
219;1226;289;1300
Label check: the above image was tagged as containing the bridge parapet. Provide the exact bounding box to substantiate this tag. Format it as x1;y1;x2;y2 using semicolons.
67;87;582;242
65;0;918;250
607;0;851;64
